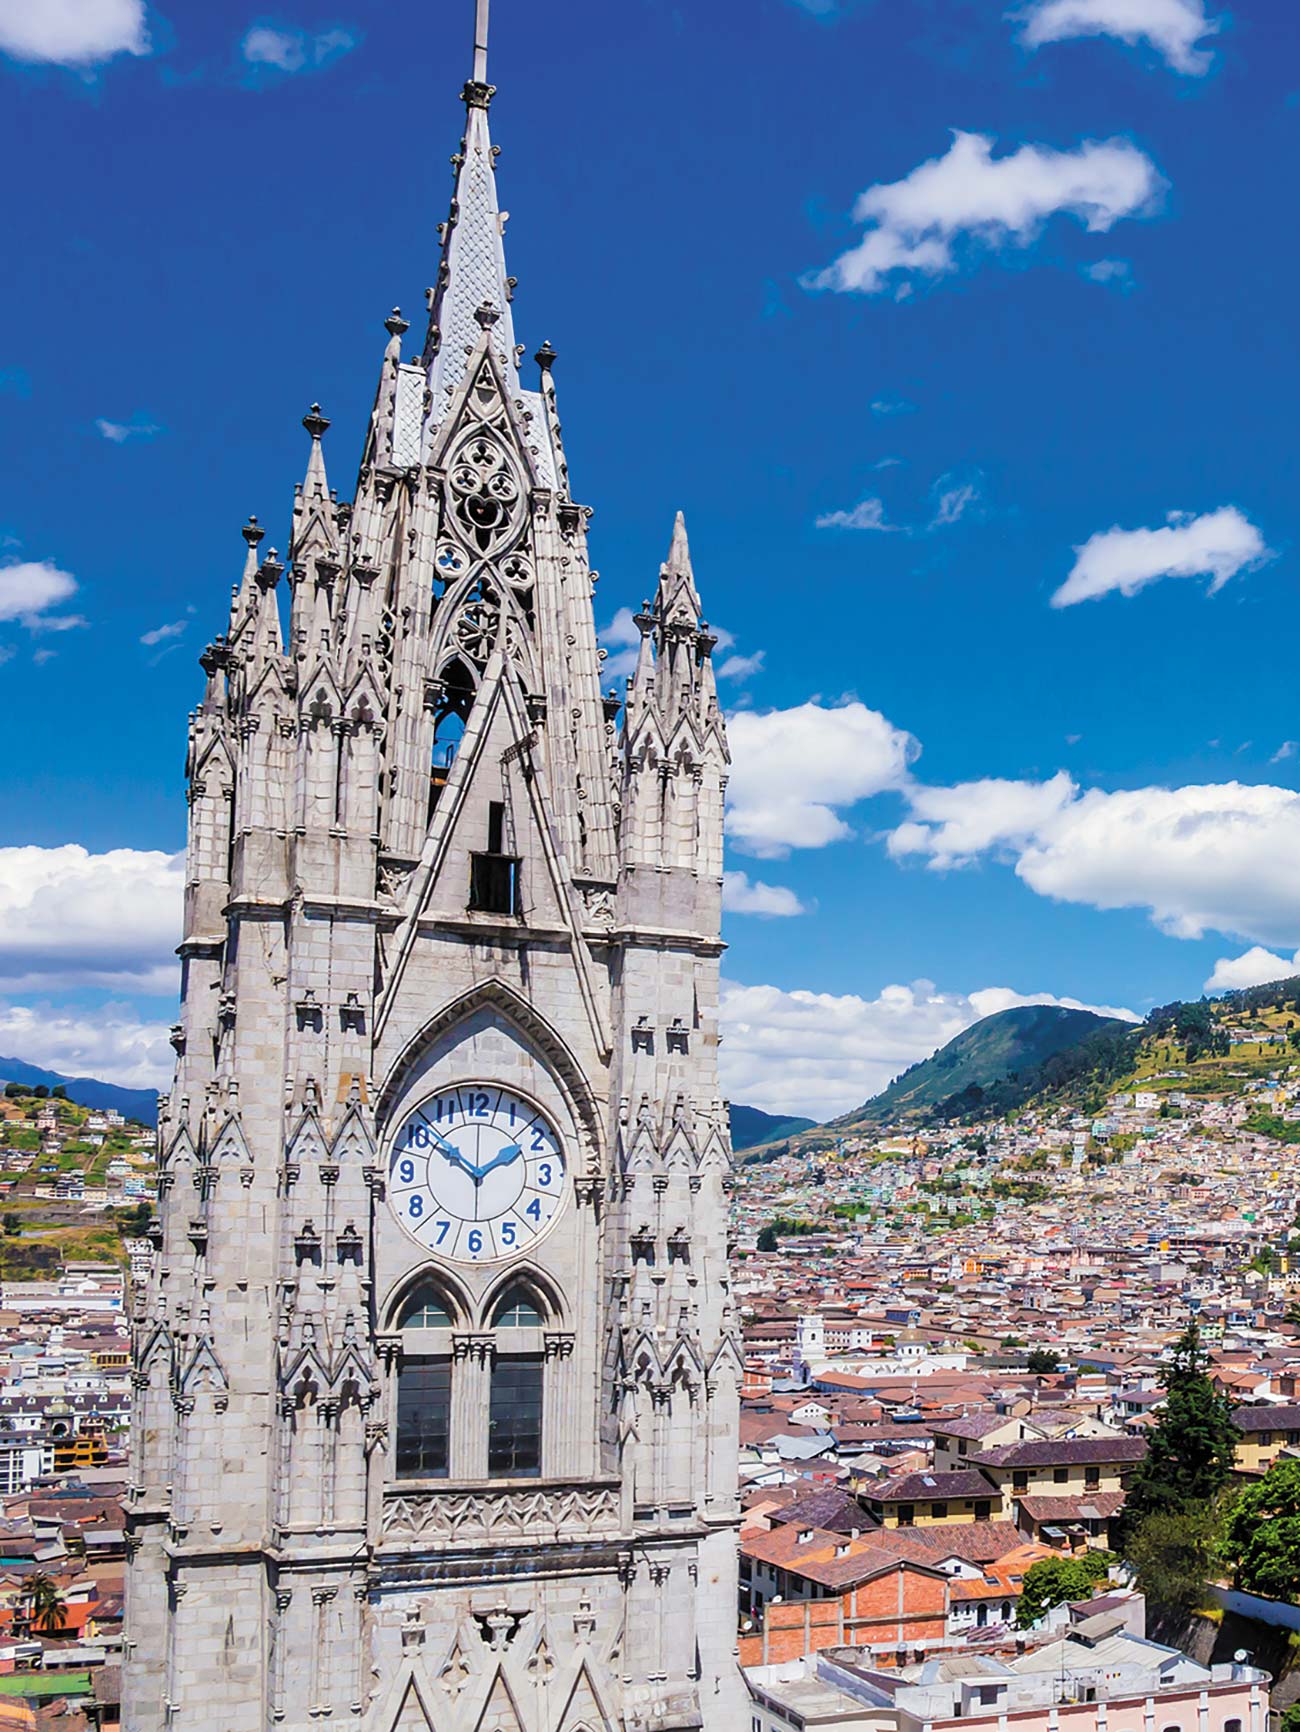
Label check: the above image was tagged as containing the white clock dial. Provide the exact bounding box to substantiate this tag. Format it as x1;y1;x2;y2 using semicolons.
386;1086;567;1264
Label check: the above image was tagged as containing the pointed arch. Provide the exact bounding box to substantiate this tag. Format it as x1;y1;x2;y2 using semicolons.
479;1262;566;1331
376;976;602;1169
382;1265;471;1333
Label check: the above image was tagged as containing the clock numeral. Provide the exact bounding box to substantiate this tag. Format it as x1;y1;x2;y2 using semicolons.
531;1127;548;1152
435;1219;451;1245
409;1195;424;1220
407;1125;431;1150
397;1158;416;1184
538;1162;553;1187
467;1228;484;1255
525;1197;542;1223
500;1220;517;1247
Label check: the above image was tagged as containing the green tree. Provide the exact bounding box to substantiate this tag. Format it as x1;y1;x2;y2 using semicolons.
1027;1348;1062;1375
1;1212;20;1238
1127;1507;1219;1616
1223;1457;1300;1599
756;1225;778;1253
1121;1321;1240;1537
23;1573;67;1634
1017;1553;1113;1628
50;1084;67;1100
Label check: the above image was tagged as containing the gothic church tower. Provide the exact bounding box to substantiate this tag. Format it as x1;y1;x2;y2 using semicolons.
124;7;744;1729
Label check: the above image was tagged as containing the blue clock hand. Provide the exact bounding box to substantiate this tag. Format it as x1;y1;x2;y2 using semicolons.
475;1143;522;1180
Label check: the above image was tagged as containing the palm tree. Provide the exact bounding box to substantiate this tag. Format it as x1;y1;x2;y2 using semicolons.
24;1572;67;1635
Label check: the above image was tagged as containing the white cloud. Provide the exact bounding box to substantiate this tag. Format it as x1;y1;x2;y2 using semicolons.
727;700;919;858
1016;0;1220;75
597;606;641;679
1204;948;1300;994
717;649;766;682
0;845;183;994
807;130;1163;297
889;771;1077;869
871;399;914;417
241;23;358;75
891;775;1300;950
0;0;149;66
1271;741;1297;766
1084;257;1133;286
722;872;807;918
929;478;981;528
816;497;896;532
141;619;187;647
0;1003;172;1091
1051;506;1270;607
0;561;83;632
720;979;1136;1119
96;415;162;443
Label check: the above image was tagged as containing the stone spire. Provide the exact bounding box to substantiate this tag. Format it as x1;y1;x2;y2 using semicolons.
423;0;518;421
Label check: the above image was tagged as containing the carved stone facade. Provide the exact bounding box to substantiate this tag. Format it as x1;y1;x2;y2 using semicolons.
122;11;744;1731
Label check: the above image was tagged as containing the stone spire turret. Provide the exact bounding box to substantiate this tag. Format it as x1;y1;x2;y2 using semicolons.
423;0;518;423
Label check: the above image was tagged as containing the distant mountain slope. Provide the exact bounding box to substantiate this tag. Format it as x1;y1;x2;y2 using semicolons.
729;1104;817;1151
840;1005;1131;1127
0;1056;159;1126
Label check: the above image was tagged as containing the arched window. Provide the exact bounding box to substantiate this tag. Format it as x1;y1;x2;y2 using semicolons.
492;1287;543;1328
488;1283;547;1479
395;1285;455;1480
400;1290;453;1329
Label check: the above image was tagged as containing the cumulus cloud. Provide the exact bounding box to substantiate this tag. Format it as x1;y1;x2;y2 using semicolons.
806;130;1163;298
96;415;162;443
720;979;1137;1119
0;1002;172;1091
0;845;183;994
722;872;807;918
1016;0;1221;75
1051;506;1271;607
816;497;895;532
0;0;149;66
892;775;1300;950
0;561;84;633
889;771;1077;870
597;606;641;681
727;700;919;858
1204;948;1300;994
241;23;358;76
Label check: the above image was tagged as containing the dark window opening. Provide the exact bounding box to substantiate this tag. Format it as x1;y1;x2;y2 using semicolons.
396;1355;451;1479
470;800;521;915
897;1503;914;1527
400;1290;453;1330
975;1500;992;1521
488;1355;542;1478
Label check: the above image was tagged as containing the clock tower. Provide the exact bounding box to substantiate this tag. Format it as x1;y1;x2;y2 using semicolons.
123;6;745;1730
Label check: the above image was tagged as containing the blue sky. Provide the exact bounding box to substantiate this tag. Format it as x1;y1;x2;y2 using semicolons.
1;0;1299;1115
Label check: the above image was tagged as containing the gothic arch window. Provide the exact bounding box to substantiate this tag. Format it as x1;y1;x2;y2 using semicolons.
394;1278;460;1481
487;1280;548;1480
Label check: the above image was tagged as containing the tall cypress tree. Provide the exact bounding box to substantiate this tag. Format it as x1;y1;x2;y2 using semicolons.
1121;1321;1240;1540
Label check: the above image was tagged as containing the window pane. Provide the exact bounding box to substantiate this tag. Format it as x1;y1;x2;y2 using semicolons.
489;1355;542;1478
400;1290;452;1329
492;1287;543;1328
396;1356;451;1478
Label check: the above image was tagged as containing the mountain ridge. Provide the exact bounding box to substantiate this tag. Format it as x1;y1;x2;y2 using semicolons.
0;1056;159;1126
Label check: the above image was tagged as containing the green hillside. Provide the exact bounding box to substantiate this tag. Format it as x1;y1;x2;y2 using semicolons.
730;1104;817;1151
841;1004;1133;1127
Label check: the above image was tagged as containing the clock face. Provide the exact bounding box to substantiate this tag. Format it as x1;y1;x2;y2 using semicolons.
386;1086;567;1264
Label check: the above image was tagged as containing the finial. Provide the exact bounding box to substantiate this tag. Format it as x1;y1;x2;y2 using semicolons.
535;340;556;372
385;307;410;337
474;0;489;84
242;515;265;548
303;404;330;440
474;301;501;330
